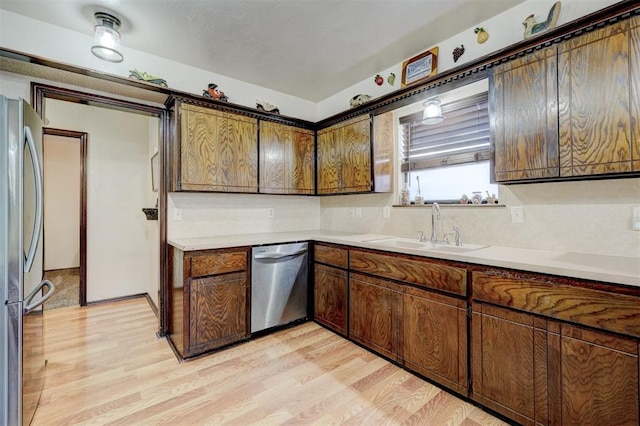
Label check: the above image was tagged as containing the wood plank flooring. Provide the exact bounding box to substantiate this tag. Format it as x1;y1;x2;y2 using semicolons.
32;298;508;425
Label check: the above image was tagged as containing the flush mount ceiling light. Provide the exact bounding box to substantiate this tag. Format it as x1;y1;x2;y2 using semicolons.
422;97;444;125
91;12;123;63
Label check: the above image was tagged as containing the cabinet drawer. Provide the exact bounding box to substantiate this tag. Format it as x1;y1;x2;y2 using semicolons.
190;251;247;277
314;244;348;269
472;271;640;338
349;250;466;296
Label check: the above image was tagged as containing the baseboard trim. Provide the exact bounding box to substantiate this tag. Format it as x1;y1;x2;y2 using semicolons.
86;293;147;306
145;294;159;318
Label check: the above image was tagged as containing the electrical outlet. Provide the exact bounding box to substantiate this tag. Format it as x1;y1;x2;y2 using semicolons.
383;206;390;219
355;208;362;218
511;206;524;223
268;208;274;218
633;206;640;231
173;208;183;221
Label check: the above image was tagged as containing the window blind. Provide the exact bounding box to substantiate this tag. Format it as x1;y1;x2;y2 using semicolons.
400;92;490;172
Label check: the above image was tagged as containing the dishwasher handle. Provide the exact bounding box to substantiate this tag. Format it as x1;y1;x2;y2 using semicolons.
253;249;307;260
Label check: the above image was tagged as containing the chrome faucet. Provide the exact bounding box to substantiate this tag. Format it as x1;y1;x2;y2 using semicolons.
453;226;462;246
430;202;441;242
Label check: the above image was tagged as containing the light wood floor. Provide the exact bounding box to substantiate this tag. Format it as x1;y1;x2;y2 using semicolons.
32;297;508;425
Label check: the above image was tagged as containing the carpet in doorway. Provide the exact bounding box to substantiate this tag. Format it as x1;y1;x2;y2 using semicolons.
43;268;80;310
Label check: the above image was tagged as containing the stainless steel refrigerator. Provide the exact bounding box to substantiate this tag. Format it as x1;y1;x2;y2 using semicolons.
1;95;55;426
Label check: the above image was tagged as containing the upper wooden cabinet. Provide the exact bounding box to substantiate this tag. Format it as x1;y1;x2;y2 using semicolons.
491;15;640;183
172;102;258;192
317;114;372;194
490;46;559;182
558;17;640;177
259;121;315;194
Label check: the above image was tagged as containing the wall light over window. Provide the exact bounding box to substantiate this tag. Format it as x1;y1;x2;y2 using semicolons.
422;97;443;125
91;12;123;63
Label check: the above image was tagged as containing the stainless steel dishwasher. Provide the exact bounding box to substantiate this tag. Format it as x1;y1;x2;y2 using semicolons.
251;242;308;333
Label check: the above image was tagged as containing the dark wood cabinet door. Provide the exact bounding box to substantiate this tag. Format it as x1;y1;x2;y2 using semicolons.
259;121;287;194
490;46;559;182
259;122;315;194
188;271;248;356
317;125;342;194
317;114;372;194
341;115;371;192
472;303;549;426
314;263;348;335
548;324;639;426
632;17;640;171
349;272;401;361
179;103;257;192
403;287;467;394
558;20;634;177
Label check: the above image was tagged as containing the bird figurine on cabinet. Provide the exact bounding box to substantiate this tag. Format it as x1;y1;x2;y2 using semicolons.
522;1;561;39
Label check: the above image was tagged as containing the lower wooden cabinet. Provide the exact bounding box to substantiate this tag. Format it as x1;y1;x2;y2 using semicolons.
349;272;402;361
403;286;468;395
310;245;640;426
472;303;550;425
313;263;348;335
548;323;639;426
169;247;250;359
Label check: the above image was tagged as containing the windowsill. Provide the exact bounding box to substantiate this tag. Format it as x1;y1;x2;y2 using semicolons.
392;203;506;208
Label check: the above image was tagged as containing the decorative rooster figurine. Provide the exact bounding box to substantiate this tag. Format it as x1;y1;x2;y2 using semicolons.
523;1;561;39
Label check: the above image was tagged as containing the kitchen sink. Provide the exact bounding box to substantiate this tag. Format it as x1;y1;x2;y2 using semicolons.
364;237;432;249
364;237;486;253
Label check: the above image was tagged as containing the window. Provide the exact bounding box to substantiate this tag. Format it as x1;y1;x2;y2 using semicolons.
399;91;498;203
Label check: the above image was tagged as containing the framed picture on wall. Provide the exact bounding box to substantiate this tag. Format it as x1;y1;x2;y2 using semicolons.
401;47;439;87
150;151;159;193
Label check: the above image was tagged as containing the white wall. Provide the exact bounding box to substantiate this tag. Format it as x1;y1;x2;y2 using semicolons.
0;9;317;121
43;134;80;270
168;193;321;239
316;0;620;118
45;99;159;302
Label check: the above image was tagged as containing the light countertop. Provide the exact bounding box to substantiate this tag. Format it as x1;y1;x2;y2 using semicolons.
168;230;640;288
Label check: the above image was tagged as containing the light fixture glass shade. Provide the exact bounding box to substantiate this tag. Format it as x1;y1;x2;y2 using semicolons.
91;12;123;63
422;98;443;125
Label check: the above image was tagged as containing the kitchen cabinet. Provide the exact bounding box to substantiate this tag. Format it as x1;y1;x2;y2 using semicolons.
314;264;348;336
172;102;258;192
491;15;640;183
349;272;402;361
472;269;640;426
317;114;372;194
259;121;315;194
558;17;640;177
348;248;467;380
313;244;348;335
169;247;250;358
490;46;559;182
548;323;639;425
403;286;467;395
472;303;551;425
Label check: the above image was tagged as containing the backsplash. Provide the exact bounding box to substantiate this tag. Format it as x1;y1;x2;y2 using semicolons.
319;178;640;259
168;192;321;239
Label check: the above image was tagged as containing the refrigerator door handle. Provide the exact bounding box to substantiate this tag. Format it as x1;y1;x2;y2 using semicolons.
23;280;55;314
23;125;44;273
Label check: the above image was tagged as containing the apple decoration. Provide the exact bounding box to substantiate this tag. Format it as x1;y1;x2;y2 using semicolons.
374;74;384;86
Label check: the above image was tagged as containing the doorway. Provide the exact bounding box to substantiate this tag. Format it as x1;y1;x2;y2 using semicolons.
42;129;87;308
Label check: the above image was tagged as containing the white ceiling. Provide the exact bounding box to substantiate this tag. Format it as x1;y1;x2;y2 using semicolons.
0;0;525;102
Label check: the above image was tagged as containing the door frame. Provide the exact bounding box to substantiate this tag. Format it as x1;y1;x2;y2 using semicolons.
42;128;88;306
32;83;168;333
